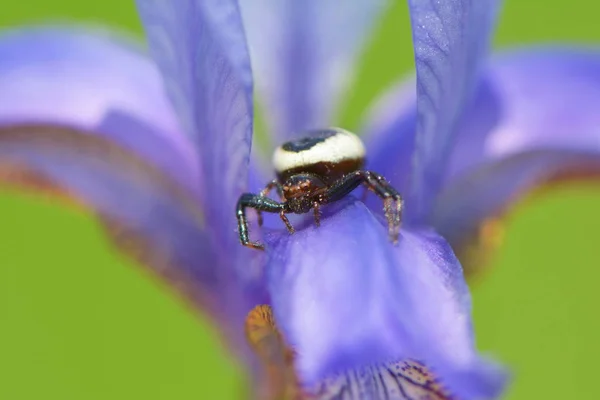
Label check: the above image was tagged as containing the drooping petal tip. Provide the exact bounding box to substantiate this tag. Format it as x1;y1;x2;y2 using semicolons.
0;124;224;313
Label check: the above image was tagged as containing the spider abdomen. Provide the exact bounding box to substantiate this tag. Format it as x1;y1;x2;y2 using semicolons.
273;127;365;184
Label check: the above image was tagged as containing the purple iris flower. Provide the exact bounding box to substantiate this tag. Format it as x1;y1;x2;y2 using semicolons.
2;0;599;399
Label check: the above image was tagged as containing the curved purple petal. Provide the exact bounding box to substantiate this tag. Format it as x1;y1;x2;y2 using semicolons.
0;124;224;313
136;0;254;255
432;49;600;251
0;28;198;191
408;0;501;220
0;123;266;364
449;49;600;176
239;0;387;143
264;198;506;399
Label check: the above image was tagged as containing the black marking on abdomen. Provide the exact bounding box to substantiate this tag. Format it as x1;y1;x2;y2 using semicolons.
281;128;339;152
277;158;364;185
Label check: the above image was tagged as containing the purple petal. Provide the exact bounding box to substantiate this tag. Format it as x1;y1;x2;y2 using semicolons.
408;0;501;220
239;0;387;142
264;198;506;399
0;123;266;363
433;49;600;250
0;124;223;314
136;0;254;253
0;28;198;191
449;49;600;175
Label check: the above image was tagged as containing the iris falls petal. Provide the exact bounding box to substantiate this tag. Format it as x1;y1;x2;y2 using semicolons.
239;0;388;142
0;124;230;322
448;49;600;176
408;0;501;220
432;49;600;269
0;28;198;191
264;199;505;399
136;0;254;255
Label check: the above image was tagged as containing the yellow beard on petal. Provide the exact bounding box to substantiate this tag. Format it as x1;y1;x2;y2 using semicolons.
245;305;304;400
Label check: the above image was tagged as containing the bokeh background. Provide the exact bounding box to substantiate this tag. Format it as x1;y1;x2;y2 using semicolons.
1;1;599;399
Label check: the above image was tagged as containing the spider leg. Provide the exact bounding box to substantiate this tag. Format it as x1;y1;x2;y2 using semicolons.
323;171;404;243
313;201;321;227
279;210;295;234
260;179;285;198
236;193;285;250
257;179;285;226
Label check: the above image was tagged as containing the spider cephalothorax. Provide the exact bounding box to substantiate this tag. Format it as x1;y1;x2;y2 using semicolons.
236;127;403;250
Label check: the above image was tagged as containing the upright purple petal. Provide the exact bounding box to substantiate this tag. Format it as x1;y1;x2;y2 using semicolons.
0;28;199;191
239;0;387;142
264;199;506;399
136;0;254;256
432;49;600;259
408;0;501;220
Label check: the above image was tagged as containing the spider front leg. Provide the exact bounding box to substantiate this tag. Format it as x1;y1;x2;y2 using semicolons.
256;179;285;227
236;193;285;250
324;171;404;243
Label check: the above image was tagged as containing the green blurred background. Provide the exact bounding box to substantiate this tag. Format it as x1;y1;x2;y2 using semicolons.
1;1;599;399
